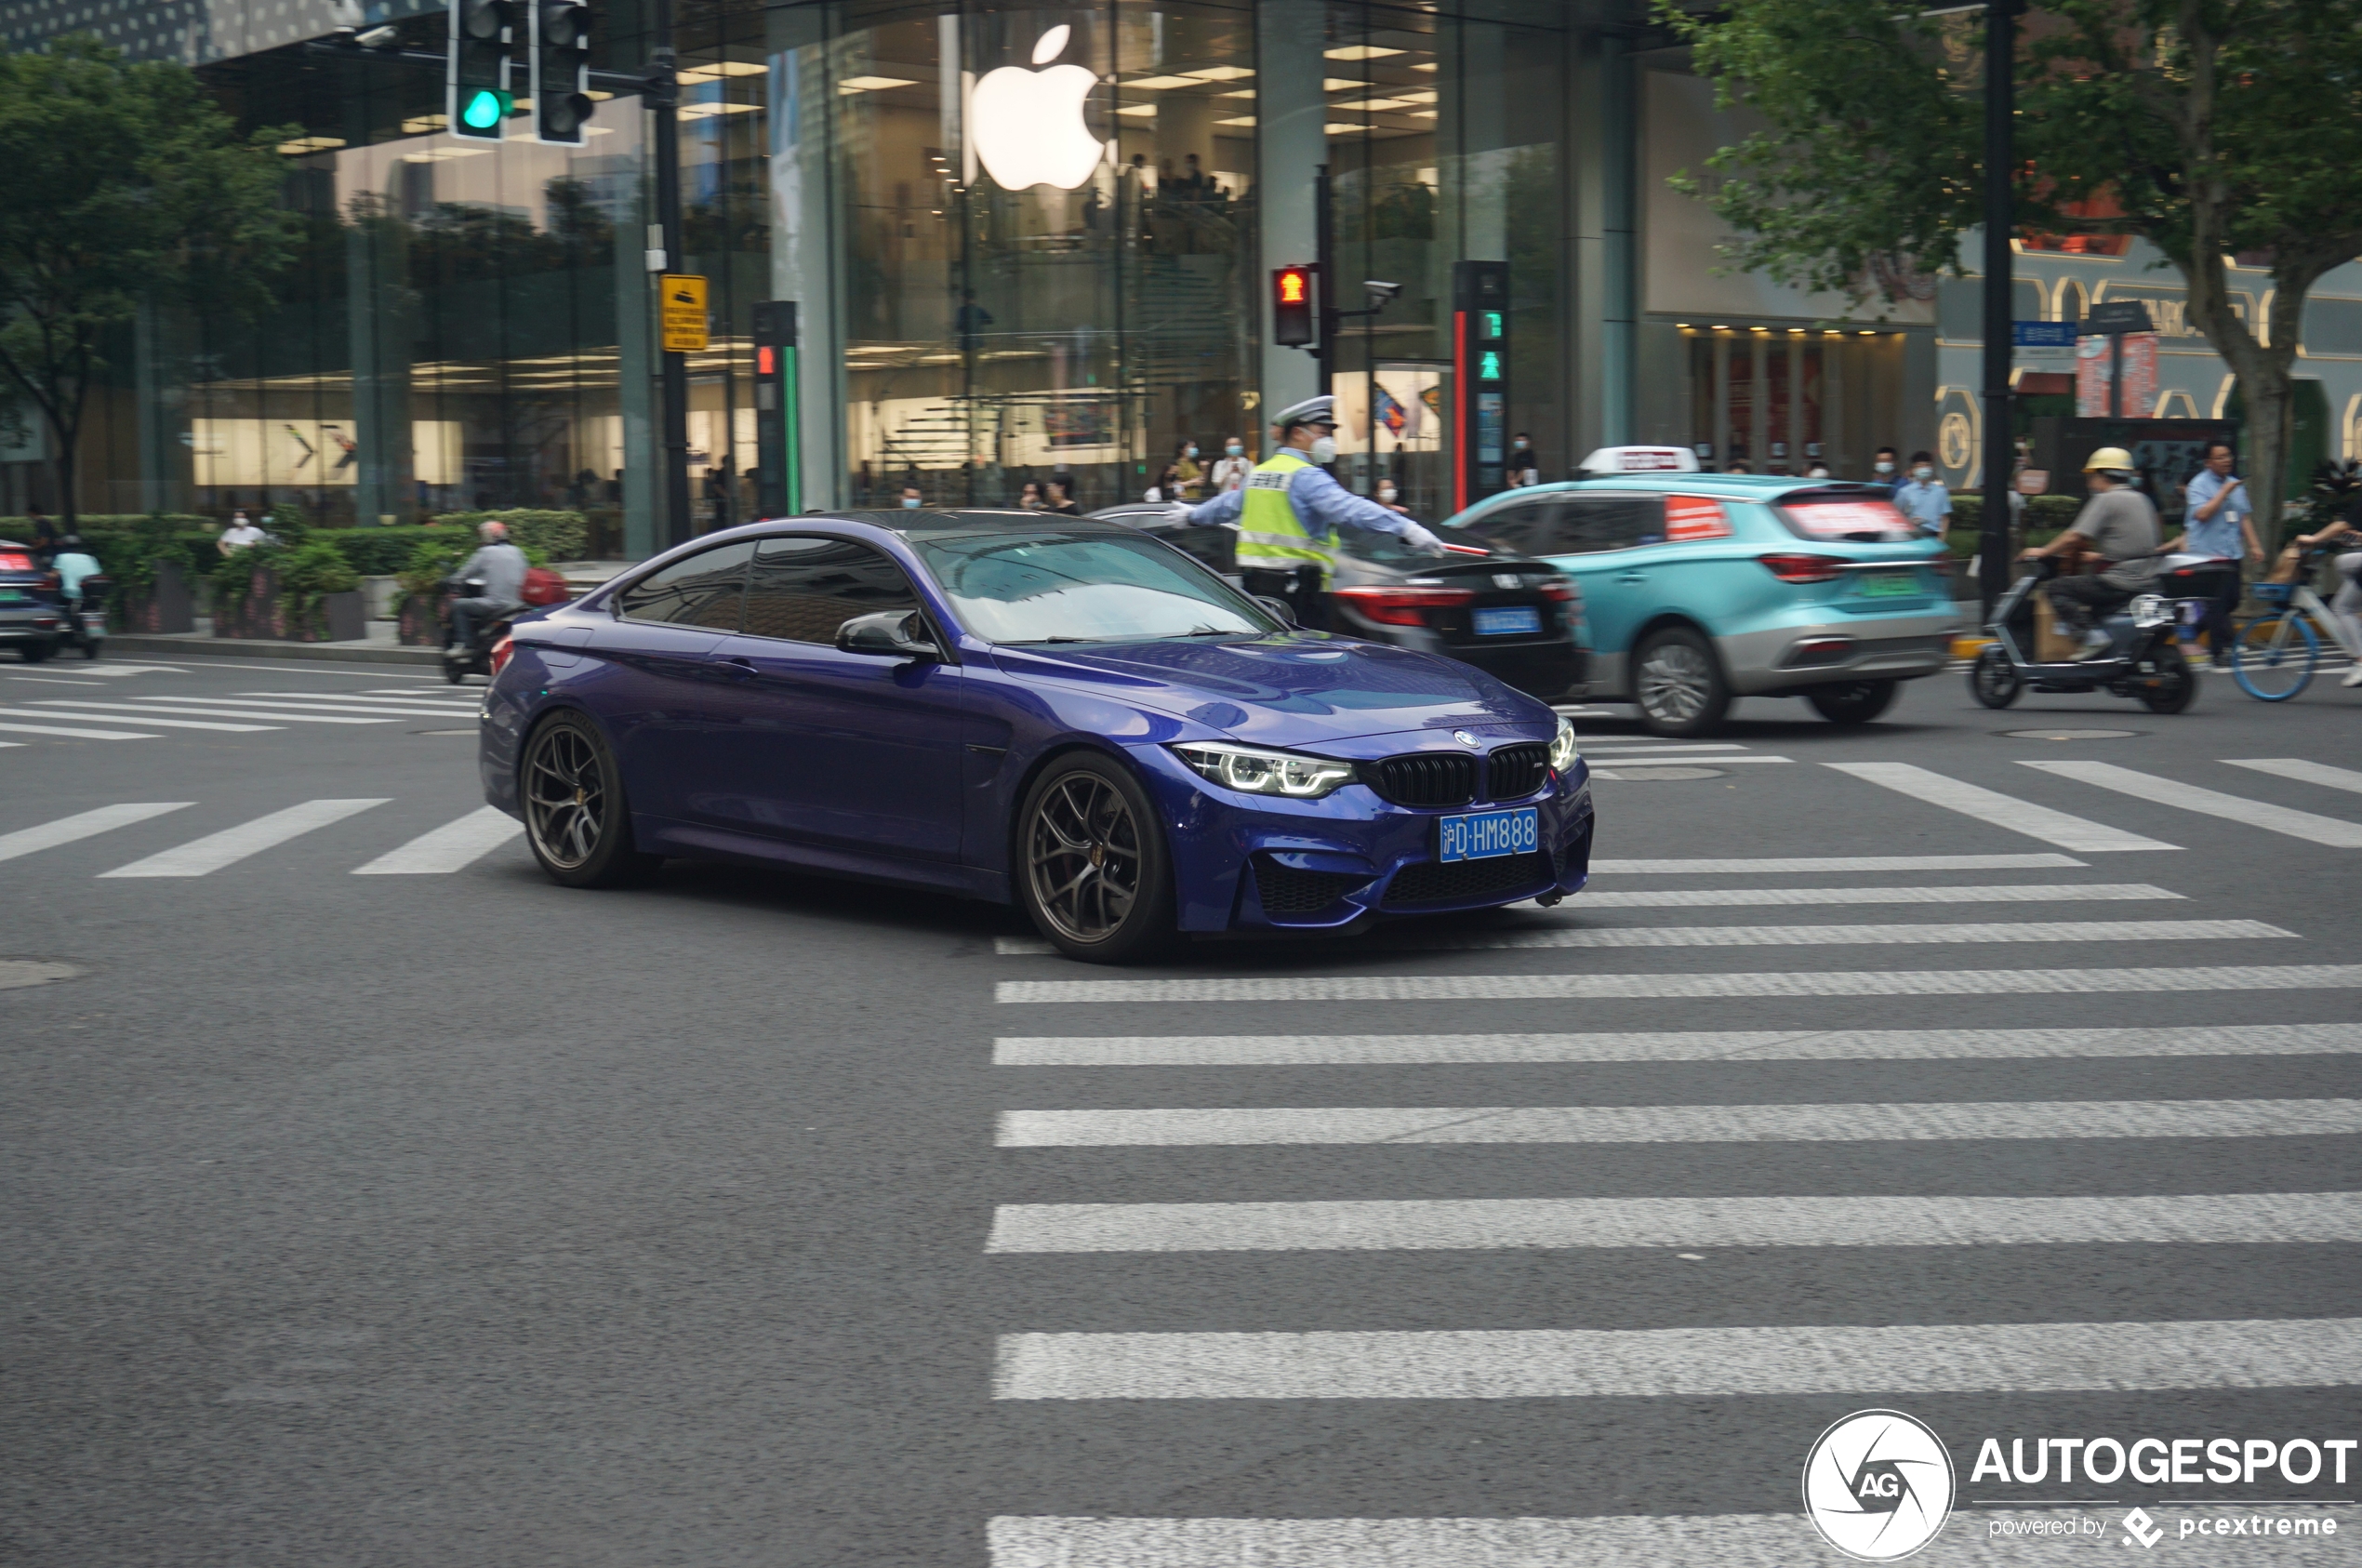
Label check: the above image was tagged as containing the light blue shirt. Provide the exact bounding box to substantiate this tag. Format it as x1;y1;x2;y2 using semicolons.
1893;478;1952;533
52;551;102;600
1184;461;1420;540
2182;470;2249;558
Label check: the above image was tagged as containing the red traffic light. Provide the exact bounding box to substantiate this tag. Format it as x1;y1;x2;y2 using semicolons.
1272;266;1316;347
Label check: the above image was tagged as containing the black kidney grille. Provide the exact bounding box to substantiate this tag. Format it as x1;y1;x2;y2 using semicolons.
1485;742;1551;801
1254;856;1373;918
1368;753;1477;807
1383;851;1555;909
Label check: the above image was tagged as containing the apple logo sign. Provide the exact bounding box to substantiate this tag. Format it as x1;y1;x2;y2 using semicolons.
969;25;1108;192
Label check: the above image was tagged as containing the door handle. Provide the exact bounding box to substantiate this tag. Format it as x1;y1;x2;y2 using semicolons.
711;656;757;679
1616;572;1648;584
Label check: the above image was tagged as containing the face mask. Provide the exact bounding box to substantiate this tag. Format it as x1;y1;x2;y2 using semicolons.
1184;445;1198;458
902;497;922;509
1308;434;1338;465
1874;460;1895;474
1226;443;1242;457
1514;439;1531;452
1913;466;1934;481
1377;485;1398;503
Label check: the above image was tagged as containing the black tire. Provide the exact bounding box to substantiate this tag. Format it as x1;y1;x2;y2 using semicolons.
19;639;51;663
443;658;467;685
518;711;661;888
1969;644;2023;709
1805;678;1899;725
1015;751;1176;964
2139;644;2199;713
1631;625;1731;737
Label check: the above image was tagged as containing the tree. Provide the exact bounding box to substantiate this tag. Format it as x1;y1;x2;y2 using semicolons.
1664;0;2362;539
0;37;297;525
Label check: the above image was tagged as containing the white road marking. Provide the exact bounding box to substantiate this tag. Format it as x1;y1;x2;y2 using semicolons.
2022;759;2362;848
992;1317;2362;1401
351;806;523;874
1595;753;1794;764
99;799;390;878
0;803;192;864
1589;853;2083;873
993;916;2276;958
8;676;109;685
33;700;389;725
1583;744;1750;756
0;706;275;733
125;695;465;719
2223;758;2362;796
0;719;158;740
988;1509;2352;1565
20;663;183;678
1566;882;2179;909
233;691;480;710
1826;761;2180;852
986;1190;2362;1253
995;1096;2362;1147
989;1021;2362;1067
994;964;2362;1005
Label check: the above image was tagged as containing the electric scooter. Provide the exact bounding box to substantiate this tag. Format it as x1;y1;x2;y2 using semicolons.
1968;556;2216;713
55;575;108;660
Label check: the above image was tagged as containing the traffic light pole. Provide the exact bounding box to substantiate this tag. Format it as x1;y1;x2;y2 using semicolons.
1977;0;2018;617
649;0;692;548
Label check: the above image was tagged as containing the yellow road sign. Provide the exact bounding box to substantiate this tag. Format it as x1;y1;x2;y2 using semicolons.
660;273;709;352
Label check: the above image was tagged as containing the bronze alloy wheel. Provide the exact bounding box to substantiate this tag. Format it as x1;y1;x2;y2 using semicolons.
524;720;607;870
1027;771;1144;944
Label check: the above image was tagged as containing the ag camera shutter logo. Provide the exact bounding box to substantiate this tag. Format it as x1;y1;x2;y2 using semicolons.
1803;1409;1957;1561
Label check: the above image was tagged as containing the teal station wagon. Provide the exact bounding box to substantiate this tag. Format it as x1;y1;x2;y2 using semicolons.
1439;447;1963;736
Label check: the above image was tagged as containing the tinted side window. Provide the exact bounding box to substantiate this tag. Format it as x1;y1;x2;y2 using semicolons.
617;540;754;628
742;537;920;644
1455;498;1558;555
1560;494;1670;551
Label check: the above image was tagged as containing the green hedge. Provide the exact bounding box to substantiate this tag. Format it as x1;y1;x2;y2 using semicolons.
1948;493;2082;537
431;509;589;562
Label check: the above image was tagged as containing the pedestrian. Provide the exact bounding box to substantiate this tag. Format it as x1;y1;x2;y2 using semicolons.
1893;451;1953;538
1144;465;1179;504
1043;478;1080;516
1174;393;1448;629
1726;459;1754;475
1016;481;1045;512
2162;439;2262;669
25;505;57;565
1868;445;1902;493
1209;436;1253;494
1374;475;1407;511
1508;432;1539;487
2019;446;2160;658
1171;439;1204;501
899;483;925;511
218;510;266;555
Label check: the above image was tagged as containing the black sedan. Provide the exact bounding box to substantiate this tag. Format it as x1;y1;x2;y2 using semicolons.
1091;503;1587;701
0;539;61;662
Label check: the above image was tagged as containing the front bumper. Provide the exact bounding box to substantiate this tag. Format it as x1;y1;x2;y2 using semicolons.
1131;741;1596;933
1720;609;1961;695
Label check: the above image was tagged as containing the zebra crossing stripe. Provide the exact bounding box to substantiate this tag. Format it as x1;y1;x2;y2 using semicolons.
35;700;390;725
985;1190;2362;1253
98;799;390;879
1597;754;1795;765
125;696;462;719
995;1096;2362;1147
2223;758;2362;796
2022;760;2362;848
352;806;523;874
1561;882;2179;909
0;706;275;733
989;1021;2362;1067
1826;761;2179;852
0;718;158;740
987;1509;2350;1565
991;1316;2362;1401
0;803;192;864
1590;853;2083;873
236;691;478;705
993;963;2362;1005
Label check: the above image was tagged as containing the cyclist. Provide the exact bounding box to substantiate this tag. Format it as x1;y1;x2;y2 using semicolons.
2019;447;2159;659
2291;511;2362;686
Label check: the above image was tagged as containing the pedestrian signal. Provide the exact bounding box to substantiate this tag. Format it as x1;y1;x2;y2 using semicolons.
1272;266;1317;348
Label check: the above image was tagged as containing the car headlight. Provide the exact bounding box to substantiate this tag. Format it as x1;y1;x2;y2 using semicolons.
1548;714;1579;772
1171;741;1357;799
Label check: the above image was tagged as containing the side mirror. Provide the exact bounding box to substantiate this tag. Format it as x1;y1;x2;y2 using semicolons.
1254;594;1298;629
837;609;942;660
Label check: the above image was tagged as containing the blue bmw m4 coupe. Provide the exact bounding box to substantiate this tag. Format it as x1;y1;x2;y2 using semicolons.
479;511;1594;962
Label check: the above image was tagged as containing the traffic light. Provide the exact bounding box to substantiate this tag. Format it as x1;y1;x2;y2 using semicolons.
1272;265;1317;348
531;1;594;145
448;0;518;142
752;301;802;518
1452;260;1509;511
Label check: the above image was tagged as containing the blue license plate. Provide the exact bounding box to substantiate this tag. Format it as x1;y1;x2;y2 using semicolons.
1472;605;1543;636
1438;805;1540;863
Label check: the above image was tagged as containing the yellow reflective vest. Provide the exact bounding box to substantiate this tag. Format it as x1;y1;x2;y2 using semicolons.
1236;449;1336;582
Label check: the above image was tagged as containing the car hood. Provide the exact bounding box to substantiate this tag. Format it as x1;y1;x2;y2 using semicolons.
990;635;1548;746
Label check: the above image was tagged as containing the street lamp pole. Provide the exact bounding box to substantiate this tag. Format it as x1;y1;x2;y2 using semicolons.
650;0;691;547
1977;0;2018;615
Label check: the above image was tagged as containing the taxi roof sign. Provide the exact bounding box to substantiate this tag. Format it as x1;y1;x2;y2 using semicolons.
1579;445;1702;474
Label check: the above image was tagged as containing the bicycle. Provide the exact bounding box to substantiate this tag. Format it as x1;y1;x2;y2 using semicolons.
2230;542;2360;701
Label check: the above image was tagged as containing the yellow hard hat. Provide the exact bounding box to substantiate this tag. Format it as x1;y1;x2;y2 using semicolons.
2083;446;2135;472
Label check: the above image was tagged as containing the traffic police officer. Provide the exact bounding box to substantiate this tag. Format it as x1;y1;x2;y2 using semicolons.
1177;394;1446;627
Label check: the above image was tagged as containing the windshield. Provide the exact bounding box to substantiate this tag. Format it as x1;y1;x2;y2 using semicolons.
914;531;1280;644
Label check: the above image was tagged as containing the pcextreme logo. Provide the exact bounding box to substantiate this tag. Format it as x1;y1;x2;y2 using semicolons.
1803;1410;1957;1561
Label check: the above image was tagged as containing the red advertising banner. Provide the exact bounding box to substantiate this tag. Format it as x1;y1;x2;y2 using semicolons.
2076;332;2158;417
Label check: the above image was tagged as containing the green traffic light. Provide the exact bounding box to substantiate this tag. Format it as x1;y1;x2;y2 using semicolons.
460;88;510;130
1479;350;1504;381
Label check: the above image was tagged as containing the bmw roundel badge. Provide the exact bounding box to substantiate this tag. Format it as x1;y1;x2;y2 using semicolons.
1453;729;1479;746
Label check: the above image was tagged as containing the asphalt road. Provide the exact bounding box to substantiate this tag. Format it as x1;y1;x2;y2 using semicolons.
4;652;2360;1566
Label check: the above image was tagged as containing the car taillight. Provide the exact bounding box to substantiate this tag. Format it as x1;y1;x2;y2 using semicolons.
1759;552;1849;584
1536;580;1576;602
1332;585;1476;627
488;633;515;676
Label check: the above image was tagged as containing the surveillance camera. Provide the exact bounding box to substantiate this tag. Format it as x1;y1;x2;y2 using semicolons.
356;23;401;47
1363;280;1403;301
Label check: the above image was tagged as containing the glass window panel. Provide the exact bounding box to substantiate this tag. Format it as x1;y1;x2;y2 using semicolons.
741;535;920;643
618;538;755;626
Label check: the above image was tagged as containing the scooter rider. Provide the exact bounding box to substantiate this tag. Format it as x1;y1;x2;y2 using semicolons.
1175;393;1448;628
445;520;528;653
48;534;104;639
2019;446;2160;659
